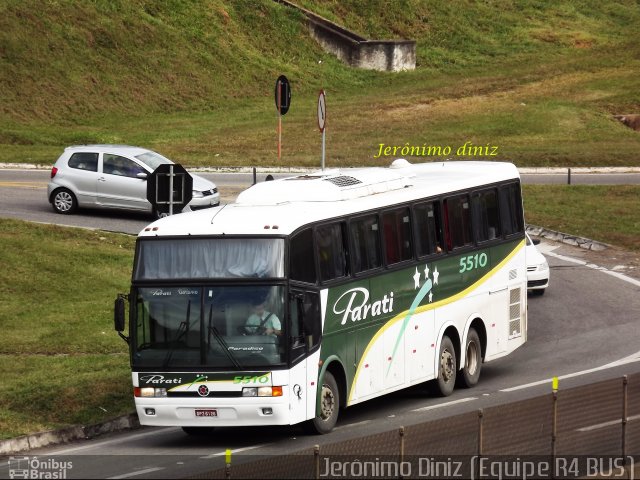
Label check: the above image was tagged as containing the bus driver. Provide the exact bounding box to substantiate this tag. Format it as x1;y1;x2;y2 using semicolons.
244;300;281;336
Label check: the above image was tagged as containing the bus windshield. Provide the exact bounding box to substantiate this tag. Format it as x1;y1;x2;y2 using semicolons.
134;238;285;280
132;285;286;369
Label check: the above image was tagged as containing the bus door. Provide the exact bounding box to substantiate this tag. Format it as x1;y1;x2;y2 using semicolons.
289;289;322;424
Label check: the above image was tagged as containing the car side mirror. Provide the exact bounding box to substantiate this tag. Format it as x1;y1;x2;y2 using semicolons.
136;172;148;180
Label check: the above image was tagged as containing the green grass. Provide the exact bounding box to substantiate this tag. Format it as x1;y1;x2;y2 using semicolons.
1;183;639;438
1;1;640;167
523;185;640;251
1;0;640;439
0;219;135;439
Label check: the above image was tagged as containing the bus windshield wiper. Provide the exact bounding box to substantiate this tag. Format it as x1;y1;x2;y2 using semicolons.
208;304;242;369
162;300;193;369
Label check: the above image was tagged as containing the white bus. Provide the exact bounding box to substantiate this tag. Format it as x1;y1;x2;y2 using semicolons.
114;160;527;434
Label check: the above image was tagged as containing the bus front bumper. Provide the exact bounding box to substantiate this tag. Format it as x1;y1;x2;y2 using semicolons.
135;396;291;427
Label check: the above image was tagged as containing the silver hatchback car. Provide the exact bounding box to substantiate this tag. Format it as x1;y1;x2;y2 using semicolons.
47;145;220;217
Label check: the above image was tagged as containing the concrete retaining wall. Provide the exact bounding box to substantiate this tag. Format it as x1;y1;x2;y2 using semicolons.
276;0;416;72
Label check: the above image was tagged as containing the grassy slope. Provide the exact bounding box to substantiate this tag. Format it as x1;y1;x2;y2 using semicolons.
0;1;639;167
1;1;639;440
0;219;135;438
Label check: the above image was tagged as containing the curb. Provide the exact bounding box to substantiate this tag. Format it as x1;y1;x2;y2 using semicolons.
526;225;609;251
2;163;640;174
0;413;139;455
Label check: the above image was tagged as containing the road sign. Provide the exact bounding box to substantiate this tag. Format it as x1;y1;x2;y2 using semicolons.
317;89;326;132
146;163;193;216
274;75;291;115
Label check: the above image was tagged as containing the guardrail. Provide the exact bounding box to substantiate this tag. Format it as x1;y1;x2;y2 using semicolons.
196;373;640;479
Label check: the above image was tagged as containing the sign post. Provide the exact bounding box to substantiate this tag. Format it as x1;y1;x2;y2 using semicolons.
274;75;291;163
147;163;193;217
317;89;327;170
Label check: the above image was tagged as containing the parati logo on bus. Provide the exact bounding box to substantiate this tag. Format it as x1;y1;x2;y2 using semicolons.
333;287;395;325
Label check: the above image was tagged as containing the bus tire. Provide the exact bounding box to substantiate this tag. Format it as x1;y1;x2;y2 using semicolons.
458;328;482;388
305;371;339;434
434;335;456;396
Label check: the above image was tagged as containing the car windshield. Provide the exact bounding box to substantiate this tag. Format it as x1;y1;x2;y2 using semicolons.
132;285;286;369
135;151;173;170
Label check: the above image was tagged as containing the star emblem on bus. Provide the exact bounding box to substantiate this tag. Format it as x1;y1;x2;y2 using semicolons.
413;264;439;303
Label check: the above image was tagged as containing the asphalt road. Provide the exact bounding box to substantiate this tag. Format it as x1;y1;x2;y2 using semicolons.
1;168;640;478
1;246;638;479
1;169;640;236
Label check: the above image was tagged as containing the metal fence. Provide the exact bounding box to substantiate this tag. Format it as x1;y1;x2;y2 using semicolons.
194;373;640;479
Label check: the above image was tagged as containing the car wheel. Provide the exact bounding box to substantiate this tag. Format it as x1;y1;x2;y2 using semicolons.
532;288;545;296
52;188;77;214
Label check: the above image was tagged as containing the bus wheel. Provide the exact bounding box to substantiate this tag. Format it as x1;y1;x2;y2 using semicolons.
182;426;215;436
434;336;456;396
305;371;339;434
458;328;482;388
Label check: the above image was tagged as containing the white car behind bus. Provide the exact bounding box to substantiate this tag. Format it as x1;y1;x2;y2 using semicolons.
47;145;219;218
525;232;550;295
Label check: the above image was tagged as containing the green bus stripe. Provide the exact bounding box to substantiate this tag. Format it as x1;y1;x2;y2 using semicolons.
347;239;524;404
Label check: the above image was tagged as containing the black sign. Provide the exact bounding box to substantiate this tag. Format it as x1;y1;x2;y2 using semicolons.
146;163;193;215
274;75;291;115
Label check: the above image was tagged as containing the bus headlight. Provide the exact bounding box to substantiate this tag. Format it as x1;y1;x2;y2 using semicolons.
242;386;283;397
134;387;167;397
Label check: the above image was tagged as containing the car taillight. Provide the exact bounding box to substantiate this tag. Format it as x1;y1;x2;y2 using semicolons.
51;167;58;179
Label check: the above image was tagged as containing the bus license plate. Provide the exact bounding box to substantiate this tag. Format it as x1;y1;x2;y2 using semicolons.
195;409;217;417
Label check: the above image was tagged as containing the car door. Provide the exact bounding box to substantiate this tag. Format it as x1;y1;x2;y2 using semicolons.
97;153;149;210
65;152;99;206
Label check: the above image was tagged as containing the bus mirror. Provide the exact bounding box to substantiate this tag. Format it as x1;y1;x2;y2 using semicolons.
114;296;126;332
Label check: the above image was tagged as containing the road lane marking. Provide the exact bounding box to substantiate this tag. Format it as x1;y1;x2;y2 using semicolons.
0;181;47;189
47;427;178;454
501;350;640;393
411;397;477;412
543;248;640;288
577;414;640;432
200;443;272;459
108;467;165;479
334;420;372;431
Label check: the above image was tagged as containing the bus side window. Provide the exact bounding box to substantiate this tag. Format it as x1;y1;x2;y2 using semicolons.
382;207;412;265
290;228;316;284
472;189;501;243
499;183;524;236
444;195;473;249
316;222;348;282
414;201;444;256
350;214;382;273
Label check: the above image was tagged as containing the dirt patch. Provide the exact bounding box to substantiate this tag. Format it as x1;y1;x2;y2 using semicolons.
614;114;640;131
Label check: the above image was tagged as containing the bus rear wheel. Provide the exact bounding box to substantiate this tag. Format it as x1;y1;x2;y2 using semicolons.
457;328;482;388
305;371;339;434
433;335;456;396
